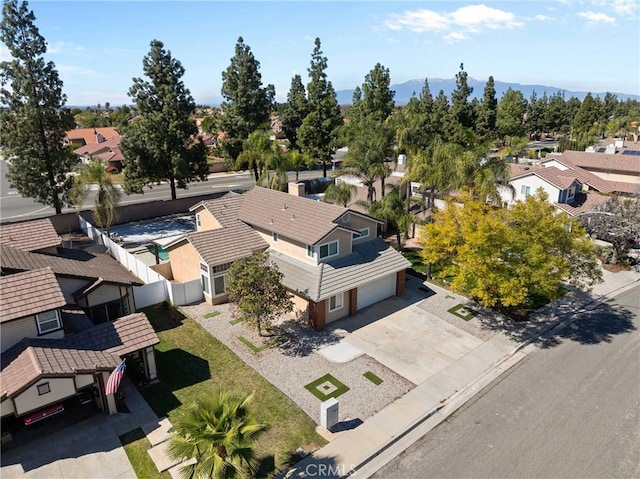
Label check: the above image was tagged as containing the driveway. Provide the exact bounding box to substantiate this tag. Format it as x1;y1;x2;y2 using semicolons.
324;275;500;385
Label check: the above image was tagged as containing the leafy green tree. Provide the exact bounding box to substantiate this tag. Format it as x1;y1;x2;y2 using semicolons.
280;74;308;151
369;184;419;248
0;0;77;214
110;105;133;132
419;190;601;309
496;87;527;140
324;180;356;207
392;79;434;155
350;63;395;123
525;91;549;138
219;37;275;178
168;390;267;479
225;252;293;336
298;38;343;177
571;93;602;137
121;40;206;200
69;160;121;236
476;76;498;141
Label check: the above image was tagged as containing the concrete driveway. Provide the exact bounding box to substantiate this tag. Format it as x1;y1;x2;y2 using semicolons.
323;276;495;385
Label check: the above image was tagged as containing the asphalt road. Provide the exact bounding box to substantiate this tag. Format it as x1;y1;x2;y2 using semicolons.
372;285;640;479
0;162;326;222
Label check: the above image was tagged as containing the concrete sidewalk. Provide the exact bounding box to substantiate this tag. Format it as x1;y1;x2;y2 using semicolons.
284;269;640;479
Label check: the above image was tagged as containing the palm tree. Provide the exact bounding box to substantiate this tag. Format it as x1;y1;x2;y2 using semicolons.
69;159;121;236
287;149;313;182
324;180;356;207
168;390;267;479
236;130;271;183
369;184;419;248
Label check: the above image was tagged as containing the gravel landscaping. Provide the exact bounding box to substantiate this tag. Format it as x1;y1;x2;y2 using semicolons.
179;302;414;426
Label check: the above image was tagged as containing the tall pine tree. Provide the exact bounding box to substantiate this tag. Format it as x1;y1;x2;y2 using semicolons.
121;40;206;200
280;74;308;151
476;76;498;141
0;0;76;214
219;36;275;180
298;38;342;177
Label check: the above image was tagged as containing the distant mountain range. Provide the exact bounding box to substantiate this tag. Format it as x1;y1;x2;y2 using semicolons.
335;78;640;106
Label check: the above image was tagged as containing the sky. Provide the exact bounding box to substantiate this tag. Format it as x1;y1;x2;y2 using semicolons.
2;0;638;106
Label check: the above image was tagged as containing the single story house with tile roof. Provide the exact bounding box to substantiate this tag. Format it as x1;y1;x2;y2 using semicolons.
0;312;159;421
166;187;410;330
0;217;61;253
65;127;119;147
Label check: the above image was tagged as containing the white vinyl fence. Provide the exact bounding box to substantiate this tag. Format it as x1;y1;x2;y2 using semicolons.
79;216;203;308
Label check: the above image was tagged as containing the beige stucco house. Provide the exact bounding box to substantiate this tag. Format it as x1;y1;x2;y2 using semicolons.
166;186;410;330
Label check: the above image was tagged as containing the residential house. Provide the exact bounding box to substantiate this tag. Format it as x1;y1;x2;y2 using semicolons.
166;186;410;330
543;149;640;187
0;218;160;430
74;135;124;173
65;127;119;147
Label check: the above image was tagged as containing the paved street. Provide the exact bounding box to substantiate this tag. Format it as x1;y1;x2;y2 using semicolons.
372;285;640;479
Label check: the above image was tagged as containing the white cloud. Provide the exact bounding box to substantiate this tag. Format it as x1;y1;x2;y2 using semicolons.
46;41;89;56
578;10;616;25
609;0;637;16
57;64;97;76
384;4;523;40
534;14;554;21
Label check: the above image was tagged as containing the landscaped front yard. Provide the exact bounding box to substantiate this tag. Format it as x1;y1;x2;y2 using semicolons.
129;303;325;477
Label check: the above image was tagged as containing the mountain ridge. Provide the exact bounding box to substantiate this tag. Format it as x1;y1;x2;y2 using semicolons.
335;77;640;105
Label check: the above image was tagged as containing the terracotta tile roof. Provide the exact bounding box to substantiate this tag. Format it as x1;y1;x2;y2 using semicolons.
0;218;61;251
62;312;160;357
66;127;119;146
269;238;411;302
533;167;580;190
0;339;119;400
548;150;640;174
0;244;141;285
0;268;67;323
554;192;611;217
238;187;349;245
96;146;124;163
74;135;121;156
0;312;159;400
539;157;635;194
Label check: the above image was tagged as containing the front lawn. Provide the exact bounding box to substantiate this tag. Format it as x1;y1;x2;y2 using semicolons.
120;428;171;479
137;303;324;476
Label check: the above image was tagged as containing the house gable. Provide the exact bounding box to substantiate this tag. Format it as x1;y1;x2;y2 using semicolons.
0;218;61;252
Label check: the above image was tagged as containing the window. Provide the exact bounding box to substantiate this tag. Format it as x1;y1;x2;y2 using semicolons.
306;245;316;258
36;310;61;334
353;228;370;240
329;293;343;312
520;185;531;196
213;275;226;296
272;232;278;243
319;241;338;259
567;187;575;200
201;274;210;295
37;383;51;395
196;213;201;227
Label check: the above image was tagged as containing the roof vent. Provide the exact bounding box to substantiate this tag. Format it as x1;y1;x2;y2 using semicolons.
291;214;296;220
524;167;529;170
269;218;274;224
282;203;288;211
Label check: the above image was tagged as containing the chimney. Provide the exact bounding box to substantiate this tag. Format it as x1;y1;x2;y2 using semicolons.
288;182;305;197
96;132;105;144
605;144;616;154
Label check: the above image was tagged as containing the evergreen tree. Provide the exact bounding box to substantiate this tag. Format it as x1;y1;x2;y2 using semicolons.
298;38;343;177
447;63;475;146
496;88;527;140
280;74;308;151
219;36;275;179
476;76;498;141
392;79;434;155
0;0;76;214
120;40;206;200
351;63;395;123
431;89;450;140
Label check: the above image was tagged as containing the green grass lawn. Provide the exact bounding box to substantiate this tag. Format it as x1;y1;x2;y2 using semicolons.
137;303;325;477
402;249;428;275
120;429;171;479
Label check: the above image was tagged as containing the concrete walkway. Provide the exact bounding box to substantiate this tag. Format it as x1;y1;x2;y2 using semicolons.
283;269;640;478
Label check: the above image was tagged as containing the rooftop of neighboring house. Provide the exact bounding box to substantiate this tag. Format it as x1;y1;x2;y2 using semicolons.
238;186;365;245
66;127;119;146
0;217;61;252
0;268;67;323
0;244;141;286
554;192;611;217
508;164;579;190
95;146;124;163
74;135;121;156
0;312;159;401
546;150;640;174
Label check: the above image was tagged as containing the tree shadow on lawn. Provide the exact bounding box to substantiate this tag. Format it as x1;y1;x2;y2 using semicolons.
140;348;211;418
476;294;636;348
141;303;188;333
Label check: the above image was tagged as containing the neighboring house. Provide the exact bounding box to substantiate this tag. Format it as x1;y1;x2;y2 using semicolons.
167;186;410;330
74;135;124;172
65;127;119;147
0;219;160;429
544;148;640;186
502;164;583;206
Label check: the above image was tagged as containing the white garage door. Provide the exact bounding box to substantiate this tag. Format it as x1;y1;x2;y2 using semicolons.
357;274;396;310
